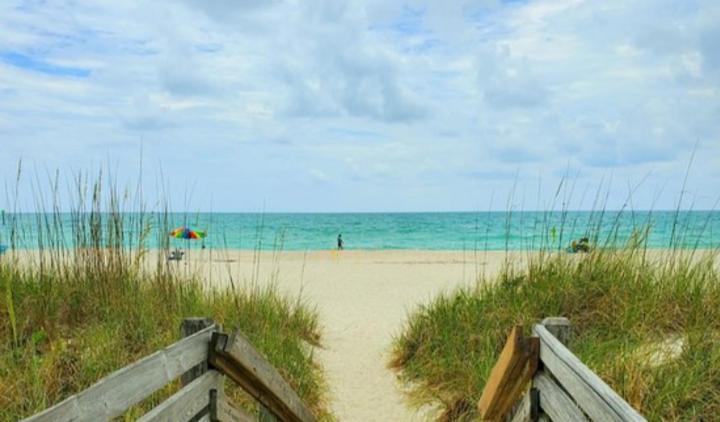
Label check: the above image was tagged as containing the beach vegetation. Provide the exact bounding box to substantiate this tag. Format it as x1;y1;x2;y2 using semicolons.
391;165;720;421
391;227;720;420
0;165;329;420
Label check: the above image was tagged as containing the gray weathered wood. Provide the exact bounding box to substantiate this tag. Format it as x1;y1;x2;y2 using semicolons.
509;390;531;422
509;388;539;422
217;398;255;422
534;371;587;422
138;370;222;422
534;325;645;422
210;332;316;422
23;324;217;422
181;318;215;386
541;317;571;346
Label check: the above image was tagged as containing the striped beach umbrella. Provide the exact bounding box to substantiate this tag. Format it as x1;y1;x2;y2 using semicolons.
169;227;207;240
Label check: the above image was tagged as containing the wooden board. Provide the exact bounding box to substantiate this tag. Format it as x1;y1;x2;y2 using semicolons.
478;325;539;420
509;389;531;422
137;370;222;422
23;324;217;422
210;332;316;422
217;398;255;422
534;371;587;422
533;325;645;422
181;318;215;386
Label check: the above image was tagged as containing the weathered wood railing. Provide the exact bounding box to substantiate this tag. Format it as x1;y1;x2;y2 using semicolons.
22;318;316;422
479;317;646;422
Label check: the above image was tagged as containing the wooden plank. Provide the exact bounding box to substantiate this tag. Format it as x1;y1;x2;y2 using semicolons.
217;398;255;422
534;371;587;422
533;325;646;422
509;387;540;422
509;389;532;422
181;318;215;386
478;326;538;420
209;332;316;422
23;324;217;422
495;336;539;416
137;370;222;422
478;325;525;419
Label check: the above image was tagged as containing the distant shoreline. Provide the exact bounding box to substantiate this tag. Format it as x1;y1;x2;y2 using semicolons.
3;211;719;251
4;246;720;252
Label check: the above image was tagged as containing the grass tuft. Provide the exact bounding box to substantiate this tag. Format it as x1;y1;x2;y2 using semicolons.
0;167;329;421
391;246;720;421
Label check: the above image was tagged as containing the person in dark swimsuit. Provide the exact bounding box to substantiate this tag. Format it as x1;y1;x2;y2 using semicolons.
337;234;344;250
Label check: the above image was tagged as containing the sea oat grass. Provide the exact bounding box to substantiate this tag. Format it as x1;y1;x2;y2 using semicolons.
0;168;329;421
0;252;330;421
391;247;720;420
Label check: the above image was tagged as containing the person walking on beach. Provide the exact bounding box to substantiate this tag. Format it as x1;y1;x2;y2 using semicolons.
337;234;344;250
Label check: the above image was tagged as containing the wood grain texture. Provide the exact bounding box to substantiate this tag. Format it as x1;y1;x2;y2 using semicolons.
217;398;256;422
209;332;316;422
181;318;215;386
496;336;539;416
509;390;532;422
23;324;217;422
478;326;539;421
137;370;222;422
540;318;571;346
533;325;645;422
534;371;587;422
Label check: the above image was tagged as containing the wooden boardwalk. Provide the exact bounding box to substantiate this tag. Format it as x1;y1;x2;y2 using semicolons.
23;315;646;421
479;317;646;422
22;318;315;422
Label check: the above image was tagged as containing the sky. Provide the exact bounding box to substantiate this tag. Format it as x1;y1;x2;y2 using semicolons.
0;0;719;212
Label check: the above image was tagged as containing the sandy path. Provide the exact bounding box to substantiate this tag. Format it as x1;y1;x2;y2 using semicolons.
183;249;523;421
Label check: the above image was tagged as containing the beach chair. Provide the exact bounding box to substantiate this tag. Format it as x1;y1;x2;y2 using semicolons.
168;248;185;261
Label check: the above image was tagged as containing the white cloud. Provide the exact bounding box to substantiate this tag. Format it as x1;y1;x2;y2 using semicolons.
0;0;718;211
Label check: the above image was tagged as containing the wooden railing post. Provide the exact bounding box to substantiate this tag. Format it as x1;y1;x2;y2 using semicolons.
536;317;571;422
541;317;571;346
181;317;215;386
209;389;218;421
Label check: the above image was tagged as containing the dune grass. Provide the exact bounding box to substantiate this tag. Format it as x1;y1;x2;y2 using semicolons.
390;246;720;420
0;168;329;421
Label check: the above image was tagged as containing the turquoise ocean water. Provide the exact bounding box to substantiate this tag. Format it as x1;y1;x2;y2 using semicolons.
0;211;719;251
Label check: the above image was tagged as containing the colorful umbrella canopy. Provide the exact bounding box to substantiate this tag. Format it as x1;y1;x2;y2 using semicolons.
169;227;207;240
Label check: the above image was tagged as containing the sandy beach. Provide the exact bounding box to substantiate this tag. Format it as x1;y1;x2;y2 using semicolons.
9;247;716;420
164;249;527;421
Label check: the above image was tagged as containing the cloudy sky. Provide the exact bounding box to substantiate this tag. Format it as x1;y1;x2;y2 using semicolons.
1;0;718;212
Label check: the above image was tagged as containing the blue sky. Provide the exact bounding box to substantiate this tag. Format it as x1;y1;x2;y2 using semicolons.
0;0;718;212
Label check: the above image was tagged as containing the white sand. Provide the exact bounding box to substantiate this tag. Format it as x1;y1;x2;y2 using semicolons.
178;249;528;421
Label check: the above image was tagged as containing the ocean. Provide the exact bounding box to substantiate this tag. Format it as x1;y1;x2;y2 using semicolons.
1;211;719;251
